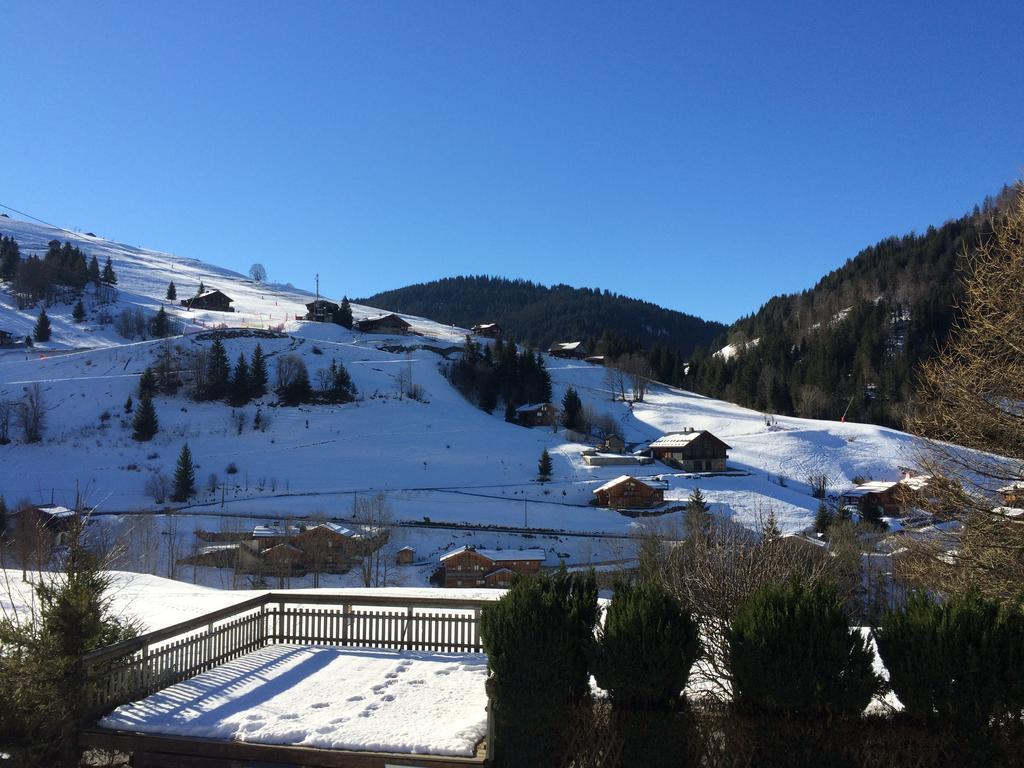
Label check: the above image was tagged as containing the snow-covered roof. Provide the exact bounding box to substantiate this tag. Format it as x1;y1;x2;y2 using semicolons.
253;525;298;538
648;430;730;449
840;480;899;498
549;341;583;352
472;323;499;330
440;546;546;563
191;289;232;300
35;504;76;518
998;481;1024;493
302;522;358;538
592;474;668;494
515;402;550;412
360;313;409;324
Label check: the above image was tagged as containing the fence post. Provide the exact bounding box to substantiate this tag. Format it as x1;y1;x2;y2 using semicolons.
342;603;351;646
278;600;285;643
402;606;413;651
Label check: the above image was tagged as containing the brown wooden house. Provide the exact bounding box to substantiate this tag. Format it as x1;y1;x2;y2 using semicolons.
0;329;15;346
293;523;364;572
181;289;234;312
548;341;587;359
648;429;731;472
356;313;411;334
592;475;667;509
839;478;931;518
471;323;502;338
515;402;557;427
304;299;339;323
439;546;546;588
600;434;626;454
395;546;416;565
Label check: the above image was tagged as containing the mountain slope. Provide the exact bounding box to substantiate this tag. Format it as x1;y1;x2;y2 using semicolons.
360;276;726;358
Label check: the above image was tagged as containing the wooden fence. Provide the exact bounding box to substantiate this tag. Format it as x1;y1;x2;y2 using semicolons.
82;591;495;720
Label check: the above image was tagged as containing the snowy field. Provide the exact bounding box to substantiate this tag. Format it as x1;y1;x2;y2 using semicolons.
0;215;937;592
99;645;489;757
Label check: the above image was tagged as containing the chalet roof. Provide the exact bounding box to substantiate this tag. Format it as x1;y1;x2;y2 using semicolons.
648;430;732;450
262;543;304;556
592;474;669;494
300;522;360;538
549;341;584;352
998;481;1024;493
840;481;899;498
305;299;340;311
36;504;76;518
253;524;298;538
191;289;232;301
359;313;410;326
398;546;416;553
515;402;551;413
472;323;499;331
440;546;546;563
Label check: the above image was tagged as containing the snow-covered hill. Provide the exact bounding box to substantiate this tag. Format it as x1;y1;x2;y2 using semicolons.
0;216;927;584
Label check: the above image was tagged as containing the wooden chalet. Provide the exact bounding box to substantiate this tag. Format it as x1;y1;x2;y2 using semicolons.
396;546;416;565
592;475;667;509
439;546;545;588
839;477;931;518
600;434;626;454
548;340;587;359
304;299;340;322
0;329;15;346
471;322;502;338
648;429;731;472
514;402;557;427
10;503;80;548
181;289;234;312
357;313;412;334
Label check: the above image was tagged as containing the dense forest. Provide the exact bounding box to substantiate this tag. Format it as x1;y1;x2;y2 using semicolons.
366;185;1020;430
687;185;1021;427
361;277;726;360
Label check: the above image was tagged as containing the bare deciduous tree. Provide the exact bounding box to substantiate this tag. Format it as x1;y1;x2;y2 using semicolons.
248;263;267;283
0;399;14;444
17;384;45;443
903;185;1024;602
352;493;394;588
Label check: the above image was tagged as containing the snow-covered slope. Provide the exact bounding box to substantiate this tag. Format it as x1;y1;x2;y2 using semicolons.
0;216;927;560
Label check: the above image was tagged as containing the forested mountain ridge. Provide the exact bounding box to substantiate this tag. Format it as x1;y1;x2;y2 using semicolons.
361;276;727;359
688;184;1022;427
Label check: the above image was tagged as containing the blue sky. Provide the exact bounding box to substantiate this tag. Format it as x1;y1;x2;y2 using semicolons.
2;2;1022;324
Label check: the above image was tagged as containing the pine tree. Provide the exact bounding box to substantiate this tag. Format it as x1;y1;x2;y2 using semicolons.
150;306;169;338
229;353;251;406
325;358;356;403
762;509;782;541
561;387;583;431
249;343;268;398
197;279;205;295
504;401;517;423
538;448;553;479
814;500;833;534
124;395;133;413
138;366;157;397
204;339;230;400
71;298;85;322
172;443;196;502
131;394;159;441
33;308;51;342
87;255;100;285
685;488;710;539
0;236;20;280
166;281;177;300
101;257;117;285
335;296;354;329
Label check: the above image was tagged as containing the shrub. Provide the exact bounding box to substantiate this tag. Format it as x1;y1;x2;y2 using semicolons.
875;591;1024;728
727;580;882;718
591;579;700;711
480;570;598;768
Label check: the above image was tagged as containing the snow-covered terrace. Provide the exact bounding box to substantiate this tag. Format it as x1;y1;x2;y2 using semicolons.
80;590;497;767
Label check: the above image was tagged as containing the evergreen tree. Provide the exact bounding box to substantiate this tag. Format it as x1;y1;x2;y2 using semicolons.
276;355;312;405
0;236;20;280
100;256;117;285
324;358;356;403
685;487;711;539
334;296;354;329
197;279;205;295
72;299;85;322
204;339;230;400
131;394;159;441
504;401;516;423
229;353;251;406
165;281;177;300
138;366;157;397
728;580;882;717
560;386;584;431
87;255;100;285
814;500;833;534
124;395;133;413
538;448;553;479
33;308;51;342
172;443;196;502
249;343;268;398
150;306;169;338
762;509;782;541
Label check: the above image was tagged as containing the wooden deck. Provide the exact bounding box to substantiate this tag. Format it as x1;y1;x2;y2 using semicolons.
80;591;495;767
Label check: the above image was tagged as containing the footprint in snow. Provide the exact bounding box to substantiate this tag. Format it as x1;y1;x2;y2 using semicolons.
346;695;364;702
279;713;299;721
381;694;395;702
330;717;349;724
309;702;329;709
